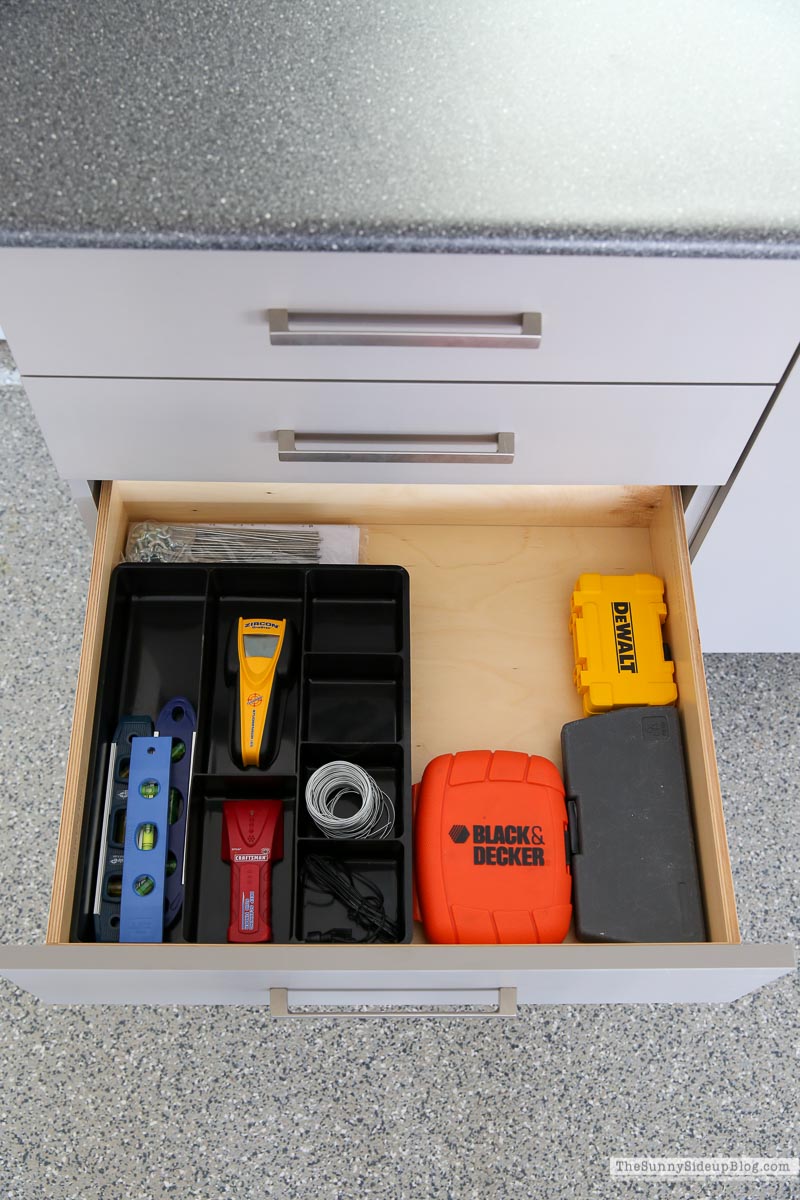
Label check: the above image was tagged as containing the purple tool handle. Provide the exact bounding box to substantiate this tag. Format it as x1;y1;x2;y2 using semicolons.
156;697;197;929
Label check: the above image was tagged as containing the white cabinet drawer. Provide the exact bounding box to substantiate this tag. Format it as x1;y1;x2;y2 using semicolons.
2;247;799;384
0;480;793;1007
24;376;770;486
691;358;800;651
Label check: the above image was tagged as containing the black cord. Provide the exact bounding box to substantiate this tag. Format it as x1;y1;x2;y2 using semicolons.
302;855;400;943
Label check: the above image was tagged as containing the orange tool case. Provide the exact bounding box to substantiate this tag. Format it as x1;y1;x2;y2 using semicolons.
413;750;572;944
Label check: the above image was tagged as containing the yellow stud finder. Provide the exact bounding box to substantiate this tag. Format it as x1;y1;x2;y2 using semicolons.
226;617;294;769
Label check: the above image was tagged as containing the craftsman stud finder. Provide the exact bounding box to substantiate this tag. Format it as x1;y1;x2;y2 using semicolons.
222;800;284;943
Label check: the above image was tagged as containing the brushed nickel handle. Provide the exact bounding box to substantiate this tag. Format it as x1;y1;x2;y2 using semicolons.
269;987;518;1019
268;309;541;349
277;430;515;465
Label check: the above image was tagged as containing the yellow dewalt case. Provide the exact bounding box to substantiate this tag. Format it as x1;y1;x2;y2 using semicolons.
569;573;677;715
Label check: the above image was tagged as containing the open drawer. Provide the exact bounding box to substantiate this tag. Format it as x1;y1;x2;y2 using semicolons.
0;481;794;1010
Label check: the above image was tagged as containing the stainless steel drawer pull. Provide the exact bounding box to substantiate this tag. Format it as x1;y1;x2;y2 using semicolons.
269;987;518;1019
268;309;541;349
277;430;515;465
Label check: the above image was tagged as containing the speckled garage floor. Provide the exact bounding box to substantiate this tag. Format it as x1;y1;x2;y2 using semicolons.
0;342;797;1200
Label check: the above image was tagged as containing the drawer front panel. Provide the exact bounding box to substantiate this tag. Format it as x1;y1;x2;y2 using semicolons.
3;247;799;383
0;944;794;1006
24;377;770;485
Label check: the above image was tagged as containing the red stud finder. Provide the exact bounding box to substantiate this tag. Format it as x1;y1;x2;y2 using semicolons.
221;800;284;943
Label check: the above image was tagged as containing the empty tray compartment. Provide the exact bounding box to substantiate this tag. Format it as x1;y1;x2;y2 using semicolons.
95;564;207;722
302;654;405;743
306;566;406;653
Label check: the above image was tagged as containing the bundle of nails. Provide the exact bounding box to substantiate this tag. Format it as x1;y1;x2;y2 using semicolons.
126;522;326;564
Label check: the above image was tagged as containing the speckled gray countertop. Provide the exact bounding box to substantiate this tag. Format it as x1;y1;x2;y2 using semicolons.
2;0;800;257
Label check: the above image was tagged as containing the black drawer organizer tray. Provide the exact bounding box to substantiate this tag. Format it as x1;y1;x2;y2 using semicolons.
72;564;412;944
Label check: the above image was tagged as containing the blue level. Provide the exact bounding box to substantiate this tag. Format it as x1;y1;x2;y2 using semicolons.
119;735;172;943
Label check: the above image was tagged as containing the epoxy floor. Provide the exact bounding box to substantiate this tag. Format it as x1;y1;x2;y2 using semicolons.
0;342;797;1199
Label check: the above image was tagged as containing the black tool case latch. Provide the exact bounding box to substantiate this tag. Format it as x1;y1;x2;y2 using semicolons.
565;797;581;863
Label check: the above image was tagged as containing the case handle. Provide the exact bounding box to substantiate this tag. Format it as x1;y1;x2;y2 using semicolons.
268;309;541;349
269;987;518;1019
277;430;515;465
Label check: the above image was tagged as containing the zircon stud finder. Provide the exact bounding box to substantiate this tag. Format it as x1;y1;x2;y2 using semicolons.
226;617;294;769
222;800;284;942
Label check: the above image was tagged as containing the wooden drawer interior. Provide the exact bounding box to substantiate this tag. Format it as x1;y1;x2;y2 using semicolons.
47;481;739;948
